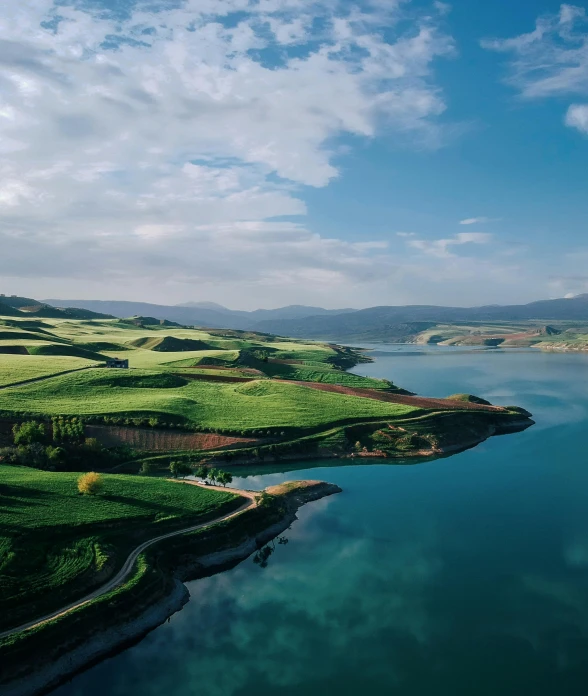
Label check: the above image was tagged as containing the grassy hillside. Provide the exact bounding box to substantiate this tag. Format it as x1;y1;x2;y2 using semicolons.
0;310;533;460
0;368;417;432
0;355;97;387
0;464;240;632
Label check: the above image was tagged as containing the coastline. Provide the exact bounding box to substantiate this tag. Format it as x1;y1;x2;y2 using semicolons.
1;344;533;696
1;481;341;696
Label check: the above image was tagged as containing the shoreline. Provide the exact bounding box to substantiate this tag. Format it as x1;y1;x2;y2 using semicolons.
1;481;341;696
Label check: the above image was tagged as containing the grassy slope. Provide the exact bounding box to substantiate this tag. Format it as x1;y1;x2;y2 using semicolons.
0;355;96;387
0;464;240;631
0;368;417;430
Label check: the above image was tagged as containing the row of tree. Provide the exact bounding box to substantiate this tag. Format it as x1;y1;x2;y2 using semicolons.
4;420;126;471
168;461;233;487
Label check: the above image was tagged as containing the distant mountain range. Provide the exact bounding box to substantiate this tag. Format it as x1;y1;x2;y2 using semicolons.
253;295;588;340
0;295;113;320
3;293;588;341
43;299;355;330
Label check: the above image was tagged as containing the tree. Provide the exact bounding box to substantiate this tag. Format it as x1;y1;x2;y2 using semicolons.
84;438;103;452
194;465;209;482
78;472;103;495
140;461;159;476
208;468;219;485
169;461;192;479
13;421;45;446
177;462;192;479
216;470;233;487
46;445;67;468
256;490;274;508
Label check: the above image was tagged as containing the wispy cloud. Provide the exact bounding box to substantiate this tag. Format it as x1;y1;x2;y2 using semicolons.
407;232;492;258
482;5;588;133
459;217;490;225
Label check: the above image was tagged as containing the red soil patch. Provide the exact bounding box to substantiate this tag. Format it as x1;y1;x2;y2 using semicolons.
289;381;505;412
86;425;258;452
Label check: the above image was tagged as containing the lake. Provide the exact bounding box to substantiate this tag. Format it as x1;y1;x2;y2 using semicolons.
54;345;588;696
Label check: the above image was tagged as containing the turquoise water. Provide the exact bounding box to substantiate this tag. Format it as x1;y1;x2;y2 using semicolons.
54;346;588;695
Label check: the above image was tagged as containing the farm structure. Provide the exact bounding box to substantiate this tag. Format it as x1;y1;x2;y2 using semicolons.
106;358;129;369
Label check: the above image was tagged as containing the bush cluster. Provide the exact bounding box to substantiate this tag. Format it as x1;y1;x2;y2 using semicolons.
1;418;135;472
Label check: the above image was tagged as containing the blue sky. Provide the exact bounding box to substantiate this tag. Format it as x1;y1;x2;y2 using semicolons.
1;0;587;308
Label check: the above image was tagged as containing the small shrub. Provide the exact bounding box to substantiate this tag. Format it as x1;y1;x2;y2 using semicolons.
46;445;67;467
140;461;159;476
78;472;103;495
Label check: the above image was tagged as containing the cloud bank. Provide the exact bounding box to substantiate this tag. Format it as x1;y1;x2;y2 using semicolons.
0;0;460;305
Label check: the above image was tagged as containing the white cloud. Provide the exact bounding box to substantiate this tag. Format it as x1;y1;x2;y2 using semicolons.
459;217;489;225
482;5;588;133
0;0;458;303
407;232;492;258
565;104;588;133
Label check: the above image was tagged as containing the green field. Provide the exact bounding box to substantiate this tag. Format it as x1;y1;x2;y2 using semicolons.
0;464;240;632
0;368;416;431
0;311;411;435
0;355;97;387
0;302;535;674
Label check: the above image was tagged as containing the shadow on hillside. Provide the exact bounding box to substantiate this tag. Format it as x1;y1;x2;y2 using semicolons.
0;484;54;509
100;493;190;515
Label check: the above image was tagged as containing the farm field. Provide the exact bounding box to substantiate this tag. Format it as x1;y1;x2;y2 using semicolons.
0;355;96;387
0;308;532;459
0;464;240;632
0;310;406;435
0;368;418;431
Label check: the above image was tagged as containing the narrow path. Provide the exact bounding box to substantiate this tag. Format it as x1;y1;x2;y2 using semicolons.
0;482;257;640
0;364;99;391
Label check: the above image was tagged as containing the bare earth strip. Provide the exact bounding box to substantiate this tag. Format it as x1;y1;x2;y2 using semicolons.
0;482;256;641
86;425;258;451
289;381;506;412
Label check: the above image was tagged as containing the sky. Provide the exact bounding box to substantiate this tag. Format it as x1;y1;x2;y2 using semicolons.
1;0;588;310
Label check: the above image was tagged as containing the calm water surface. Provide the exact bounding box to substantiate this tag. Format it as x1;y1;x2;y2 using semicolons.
55;346;588;696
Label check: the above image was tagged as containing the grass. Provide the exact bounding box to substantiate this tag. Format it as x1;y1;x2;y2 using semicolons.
0;464;240;632
261;360;394;389
0;355;96;387
0;369;417;431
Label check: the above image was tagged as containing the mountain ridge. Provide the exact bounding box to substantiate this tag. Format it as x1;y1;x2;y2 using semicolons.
37;294;588;339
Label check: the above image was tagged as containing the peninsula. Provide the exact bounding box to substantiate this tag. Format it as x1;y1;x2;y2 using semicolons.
0;297;533;694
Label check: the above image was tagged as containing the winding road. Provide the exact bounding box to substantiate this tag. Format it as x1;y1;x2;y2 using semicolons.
0;481;257;640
